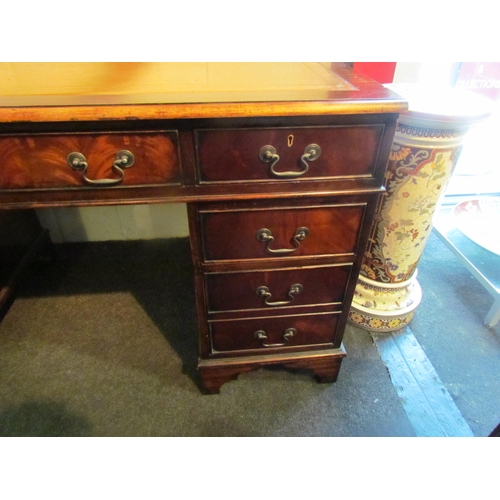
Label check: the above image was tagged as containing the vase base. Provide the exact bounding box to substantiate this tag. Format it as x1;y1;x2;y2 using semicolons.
348;309;414;332
348;274;422;332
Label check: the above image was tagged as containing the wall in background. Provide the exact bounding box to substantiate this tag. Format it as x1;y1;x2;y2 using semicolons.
36;203;189;243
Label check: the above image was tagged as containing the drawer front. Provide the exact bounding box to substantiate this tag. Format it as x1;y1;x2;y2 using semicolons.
209;312;340;353
199;203;366;262
0;131;181;189
205;264;352;313
195;125;384;183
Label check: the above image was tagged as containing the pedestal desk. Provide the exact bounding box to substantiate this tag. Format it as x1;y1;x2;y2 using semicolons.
0;63;407;393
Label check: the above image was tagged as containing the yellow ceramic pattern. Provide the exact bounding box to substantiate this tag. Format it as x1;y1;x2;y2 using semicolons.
362;145;459;283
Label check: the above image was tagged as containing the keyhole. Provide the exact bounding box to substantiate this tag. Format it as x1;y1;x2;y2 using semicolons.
288;135;294;147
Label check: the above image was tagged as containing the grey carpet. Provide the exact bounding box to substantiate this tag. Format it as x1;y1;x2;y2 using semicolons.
1;233;499;437
0;238;415;437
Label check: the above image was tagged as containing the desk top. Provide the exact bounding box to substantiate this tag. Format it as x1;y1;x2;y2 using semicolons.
0;62;407;122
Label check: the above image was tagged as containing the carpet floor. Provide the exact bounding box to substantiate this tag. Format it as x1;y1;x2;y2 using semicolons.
0;233;498;436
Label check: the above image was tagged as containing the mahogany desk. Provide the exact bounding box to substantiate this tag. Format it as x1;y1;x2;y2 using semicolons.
0;63;407;393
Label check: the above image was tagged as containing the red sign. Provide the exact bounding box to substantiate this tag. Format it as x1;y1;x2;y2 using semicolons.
455;63;500;101
353;62;397;84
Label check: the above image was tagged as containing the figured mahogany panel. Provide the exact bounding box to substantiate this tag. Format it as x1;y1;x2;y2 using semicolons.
199;202;366;262
195;125;384;183
209;312;340;354
205;264;352;314
0;131;180;189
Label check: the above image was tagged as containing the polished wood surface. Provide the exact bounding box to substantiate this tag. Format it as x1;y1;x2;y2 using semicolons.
198;200;366;262
0;131;180;189
0;113;399;211
0;63;407;394
209;312;341;354
197;348;346;395
0;63;407;122
205;264;352;314
195;124;383;183
189;192;381;392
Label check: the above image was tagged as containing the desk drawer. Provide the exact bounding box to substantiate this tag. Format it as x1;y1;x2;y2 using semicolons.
205;264;352;314
199;202;366;262
209;312;340;354
195;125;384;183
0;131;181;189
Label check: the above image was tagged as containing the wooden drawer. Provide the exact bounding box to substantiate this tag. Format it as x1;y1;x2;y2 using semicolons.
209;312;340;354
195;125;384;183
198;202;367;262
0;131;181;189
205;264;352;314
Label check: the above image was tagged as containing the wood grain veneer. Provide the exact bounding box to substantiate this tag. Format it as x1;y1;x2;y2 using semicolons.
0;131;180;189
0;63;407;394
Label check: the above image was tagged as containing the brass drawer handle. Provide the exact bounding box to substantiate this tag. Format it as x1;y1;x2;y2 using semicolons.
256;283;303;306
254;328;297;347
256;227;309;254
67;150;135;186
259;144;321;178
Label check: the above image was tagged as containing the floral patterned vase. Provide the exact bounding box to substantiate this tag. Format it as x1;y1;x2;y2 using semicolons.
349;85;492;332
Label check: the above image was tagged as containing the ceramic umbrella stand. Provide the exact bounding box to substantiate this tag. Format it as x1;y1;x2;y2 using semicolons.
349;85;492;332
